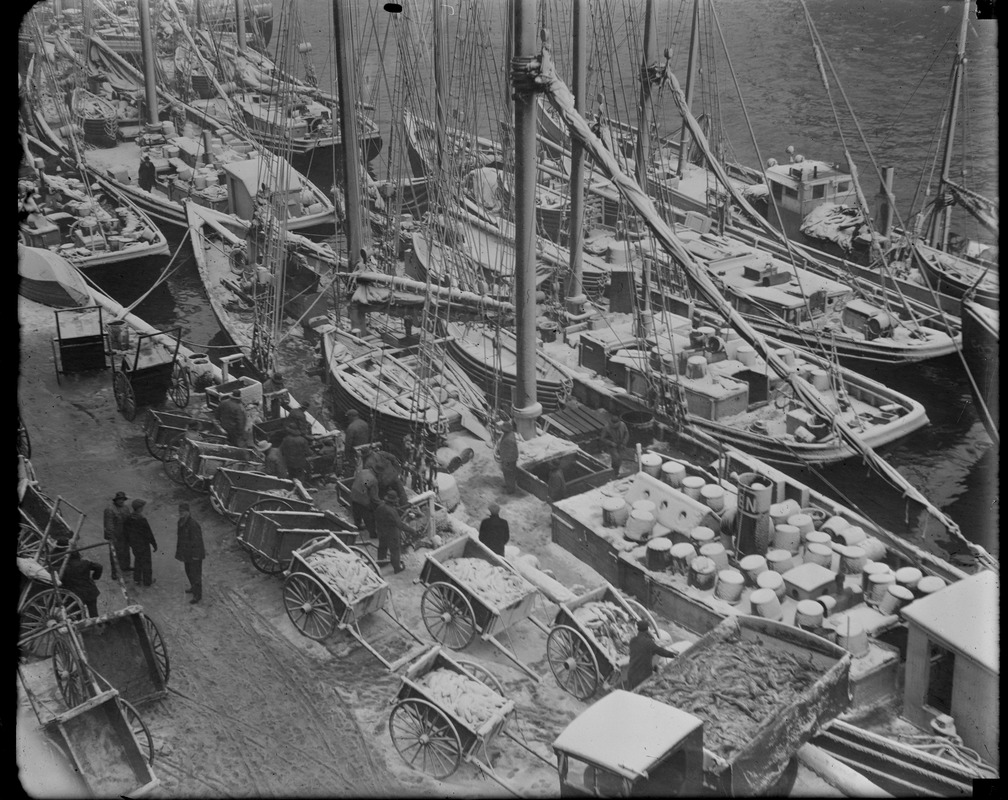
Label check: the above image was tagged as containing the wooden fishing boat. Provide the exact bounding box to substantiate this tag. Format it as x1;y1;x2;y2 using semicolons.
911;241;998;309
403;109;503;183
960;299;999;442
18;244;93;309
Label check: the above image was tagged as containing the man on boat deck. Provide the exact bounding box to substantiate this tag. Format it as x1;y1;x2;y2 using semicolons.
599;413;630;479
138;154;156;193
216;390;247;447
628;619;677;690
375;489;416;574
498;421;520;494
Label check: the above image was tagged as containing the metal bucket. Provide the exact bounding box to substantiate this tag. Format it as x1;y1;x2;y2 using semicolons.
646;537;672;571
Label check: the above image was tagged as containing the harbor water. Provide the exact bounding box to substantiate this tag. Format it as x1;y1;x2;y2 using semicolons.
89;0;996;561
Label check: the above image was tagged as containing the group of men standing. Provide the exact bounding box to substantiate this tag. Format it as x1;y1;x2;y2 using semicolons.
349;439;415;574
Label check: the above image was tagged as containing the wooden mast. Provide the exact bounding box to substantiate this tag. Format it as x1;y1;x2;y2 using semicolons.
235;0;247;52
510;0;541;438
433;0;446;172
633;0;658;330
138;0;159;126
564;0;589;316
675;0;701;177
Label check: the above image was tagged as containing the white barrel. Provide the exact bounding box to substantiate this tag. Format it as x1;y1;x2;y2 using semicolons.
632;499;656;517
686;355;708;379
771;524;802;555
639;452;663;477
861;561;891;596
739;554;767;584
736;344;756;367
868;571;897;605
837;526;867;547
770;500;802;528
749;588;783;620
775;346;795;366
895;567;923;592
161;120;176;138
765;549;793;574
838;545;867;575
756;569;786;600
787;513;815;537
859;537;888;561
660;460;686;487
669;543;697;575
804;542;833;568
646;537;673;571
715;569;745;603
434;472;460;511
810;368;830;391
700;484;725;512
625;510;655;541
879;584;915;616
699;542;729;572
817;594;838;617
601;496;629;528
820;516;851;538
833;616;869;657
795;599;825;628
681;475;705;500
186;352;213;380
697;325;717;339
688;556;717;590
689;526;716;548
804;530;832;548
915;575;946;597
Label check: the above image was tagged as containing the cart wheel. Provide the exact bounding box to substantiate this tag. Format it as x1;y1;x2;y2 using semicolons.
169;361;190;408
348;546;381;576
547;625;600;700
112;369;127;411
142;614;170;687
17;523;44;560
145;427;182;462
420;582;477;650
250;550;285;575
17;418;31;459
162;448;186;485
120;699;155;767
52;635;90;708
116;372;138;421
236;497;295;541
208;491;231;520
181;466;208;493
282;571;337;640
455;659;506;697
389;697;463;780
18;588;86;658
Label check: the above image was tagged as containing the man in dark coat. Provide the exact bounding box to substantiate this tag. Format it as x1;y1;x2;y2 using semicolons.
286;403;313;438
374;489;416;574
599;413;630;479
280;426;312;482
104;490;132;576
343;409;370;476
259;438;287;479
627;619;677;689
478;503;510;557
123;499;158;587
547;463;567;503
62;550;103;617
261;372;287;419
350;465;379;538
498;421;520;494
175;502;205;604
138;154;156;192
216;390;247;447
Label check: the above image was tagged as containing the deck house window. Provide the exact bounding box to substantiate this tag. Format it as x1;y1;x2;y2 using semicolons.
783;186;798;199
836;181;850;193
771;181;783;202
812;183;825;199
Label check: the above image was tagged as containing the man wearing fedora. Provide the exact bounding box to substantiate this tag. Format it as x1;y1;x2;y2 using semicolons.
216;390;247;447
258;438;287;479
123;499;158;588
176;502;205;604
280;424;312;483
104;491;132;576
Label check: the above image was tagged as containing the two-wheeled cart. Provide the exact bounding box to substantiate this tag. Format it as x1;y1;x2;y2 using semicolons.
282;534;427;670
238;508;358;575
143;409;225;461
418;535;546;681
209;466;314;523
111;328;189;421
51;306;109;385
162;436;263;493
388;646;552;791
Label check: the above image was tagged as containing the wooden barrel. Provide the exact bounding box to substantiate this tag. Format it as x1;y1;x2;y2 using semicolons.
895;567;923;592
861;561;891;596
689;526;716;548
699;542;729;571
770;500;802;529
804;543;833;568
739;554;767;585
787;513;815;537
749;588;783;621
795;599;825;628
660;460;685;487
915;575;946;598
771;524;802;555
868;572;896;606
879;585;915;616
601;496;629;528
646;537;672;571
688;556;717;590
820;515;851;538
838;545;867;575
700;484;725;512
625;510;655;542
756;569;786;600
681;475;705;500
639;452;663;477
669;543;697;575
765;549;794;574
714;569;745;603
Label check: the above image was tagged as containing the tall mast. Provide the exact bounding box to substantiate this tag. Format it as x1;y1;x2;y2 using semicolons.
675;0;700;177
633;0;657;325
138;0;159;125
930;0;971;250
510;0;541;439
333;0;364;265
433;0;446;171
235;0;247;52
564;0;588;316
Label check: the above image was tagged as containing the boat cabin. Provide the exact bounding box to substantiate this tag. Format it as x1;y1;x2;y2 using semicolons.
764;158;857;222
899;570;999;768
221;158;304;222
841;298;895;340
553;690;704;797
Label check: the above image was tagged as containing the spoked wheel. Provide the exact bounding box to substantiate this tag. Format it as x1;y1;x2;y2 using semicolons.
112;370;127;411
236;497;294;542
249;550;284;575
120;699;155;767
348;545;381;576
52;635;90;708
114;372;137;421
169;361;190;408
455;658;505;696
181;465;208;494
420;582;477;650
162;447;186;485
18;523;44;560
282;571;336;640
389;698;463;780
546;624;600;700
17;418;31;459
19;589;86;658
145;427;180;462
142;614;170;687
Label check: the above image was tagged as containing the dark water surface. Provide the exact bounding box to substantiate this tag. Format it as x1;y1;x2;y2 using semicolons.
102;0;996;559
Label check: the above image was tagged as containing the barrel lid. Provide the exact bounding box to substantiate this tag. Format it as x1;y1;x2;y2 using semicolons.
739;554;767;570
821;515;850;532
796;599;824;617
661;460;686;475
700;484;724;498
669;543;697;558
686;354;707;366
682;475;706;488
717;569;744;584
765;549;792;562
773;524;800;535
862;561;889;576
737;343;755;354
888;585;915;600
895;566;923;583
639;452;663;466
749;588;777;604
690;556;716;574
601;496;626;511
647;537;672;551
915;576;946;593
869;571;896;584
689;526;715;542
699;542;725;556
630;510;655;522
806;542;833;557
838;525;867;544
805;531;832;545
787;512;814;527
756;570;784;588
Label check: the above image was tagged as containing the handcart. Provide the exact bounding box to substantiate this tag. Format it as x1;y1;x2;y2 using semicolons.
162;436;264;493
546;583;658;700
389;646;552;789
282;534;427;670
418;535;546;681
51;306;109;385
143;409;225;461
19;485;83;564
111;328;190;421
209;466;314;523
238;508;358;574
51;605;169;710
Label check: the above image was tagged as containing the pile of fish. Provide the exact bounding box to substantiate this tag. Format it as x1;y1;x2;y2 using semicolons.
416;667;508;730
570;601;637;664
304;548;383;604
442;557;532;609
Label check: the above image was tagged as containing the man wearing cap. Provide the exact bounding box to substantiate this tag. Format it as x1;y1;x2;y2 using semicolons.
123;499;158;588
175;502;205;604
350;464;379;538
497;421;519;494
627;619;677;689
259;438;287;479
104;491;132;576
62;550;103;617
478;503;509;557
280;426;312;483
599;413;630;479
138;153;156;192
216;390;247;447
374;489;416;574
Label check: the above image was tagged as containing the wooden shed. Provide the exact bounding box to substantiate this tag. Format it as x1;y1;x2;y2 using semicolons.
899;570;999;768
